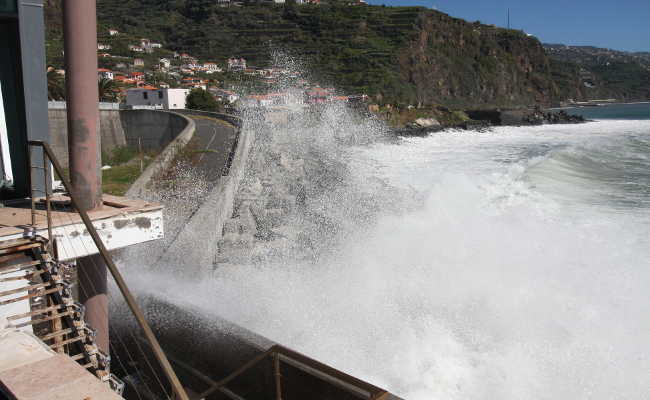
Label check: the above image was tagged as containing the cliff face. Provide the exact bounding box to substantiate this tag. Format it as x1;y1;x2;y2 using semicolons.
44;1;600;108
398;12;557;108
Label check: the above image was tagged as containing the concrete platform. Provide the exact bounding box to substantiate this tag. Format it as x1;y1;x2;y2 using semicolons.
0;195;163;261
0;329;122;400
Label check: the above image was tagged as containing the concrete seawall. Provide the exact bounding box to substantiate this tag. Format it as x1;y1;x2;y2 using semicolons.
48;109;191;169
125;112;195;198
159;111;250;270
48;109;127;168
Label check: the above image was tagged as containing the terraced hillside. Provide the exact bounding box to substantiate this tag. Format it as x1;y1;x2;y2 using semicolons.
45;0;649;107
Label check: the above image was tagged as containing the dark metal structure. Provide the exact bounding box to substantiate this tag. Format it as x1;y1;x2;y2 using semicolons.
0;0;50;200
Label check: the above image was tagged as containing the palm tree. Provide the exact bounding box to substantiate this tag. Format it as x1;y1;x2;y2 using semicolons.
47;69;65;100
98;78;121;102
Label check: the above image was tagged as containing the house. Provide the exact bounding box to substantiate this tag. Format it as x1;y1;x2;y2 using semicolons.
227;57;247;71
129;71;145;82
245;94;273;107
108;28;119;36
151;42;163;49
210;88;238;104
159;58;171;69
126;88;190;109
203;62;222;72
114;75;135;85
129;45;144;53
133;58;145;67
97;43;111;50
305;87;331;104
98;53;111;58
97;68;114;80
140;38;151;48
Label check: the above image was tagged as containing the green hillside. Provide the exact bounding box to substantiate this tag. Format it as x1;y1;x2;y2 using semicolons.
43;0;650;107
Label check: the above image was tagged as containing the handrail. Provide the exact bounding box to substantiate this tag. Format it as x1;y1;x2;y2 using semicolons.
27;140;190;400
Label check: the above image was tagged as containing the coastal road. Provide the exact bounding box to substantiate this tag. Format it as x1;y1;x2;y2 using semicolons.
183;114;238;183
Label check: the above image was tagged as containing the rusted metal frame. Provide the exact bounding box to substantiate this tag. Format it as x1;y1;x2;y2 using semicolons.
49;332;88;349
0;269;46;282
12;310;74;328
29;140;190;400
198;348;276;399
0;286;60;305
40;327;75;341
6;304;62;320
0;243;41;256
29;244;96;370
162;351;246;400
0;281;51;297
272;345;388;399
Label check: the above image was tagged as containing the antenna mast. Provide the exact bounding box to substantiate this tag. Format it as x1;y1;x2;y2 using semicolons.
507;8;510;29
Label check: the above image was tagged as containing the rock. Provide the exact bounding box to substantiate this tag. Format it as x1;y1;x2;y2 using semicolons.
414;118;440;128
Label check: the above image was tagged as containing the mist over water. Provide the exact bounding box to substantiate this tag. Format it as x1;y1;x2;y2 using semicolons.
126;99;650;399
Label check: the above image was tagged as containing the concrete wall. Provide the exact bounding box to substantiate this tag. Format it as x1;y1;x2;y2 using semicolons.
158;112;249;270
48;109;190;168
48;109;127;168
119;110;189;152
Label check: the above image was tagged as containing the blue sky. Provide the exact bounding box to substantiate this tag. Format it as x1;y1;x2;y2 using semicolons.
366;0;650;52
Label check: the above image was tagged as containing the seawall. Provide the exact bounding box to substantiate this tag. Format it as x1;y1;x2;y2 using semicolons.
48;108;191;169
158;111;250;270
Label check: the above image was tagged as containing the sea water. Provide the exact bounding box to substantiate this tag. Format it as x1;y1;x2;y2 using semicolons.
132;103;650;400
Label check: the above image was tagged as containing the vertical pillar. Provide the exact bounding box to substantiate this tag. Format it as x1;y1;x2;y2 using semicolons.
62;0;107;351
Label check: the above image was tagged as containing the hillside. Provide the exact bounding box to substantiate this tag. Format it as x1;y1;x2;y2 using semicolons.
43;1;650;108
545;44;650;101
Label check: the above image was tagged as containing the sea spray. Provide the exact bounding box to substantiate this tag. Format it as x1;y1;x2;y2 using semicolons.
118;78;650;400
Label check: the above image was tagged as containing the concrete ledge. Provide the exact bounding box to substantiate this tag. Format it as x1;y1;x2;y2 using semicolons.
126;112;196;198
159;112;249;269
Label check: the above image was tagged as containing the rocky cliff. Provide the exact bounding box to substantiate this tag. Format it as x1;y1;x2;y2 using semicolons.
44;1;648;108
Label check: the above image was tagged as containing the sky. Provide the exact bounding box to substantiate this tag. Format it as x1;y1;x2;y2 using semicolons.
366;0;650;52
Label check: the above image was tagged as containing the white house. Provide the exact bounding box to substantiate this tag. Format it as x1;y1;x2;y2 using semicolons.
227;57;247;71
108;28;119;36
151;43;163;49
97;43;111;50
97;68;114;80
203;62;222;72
129;45;144;53
126;88;190;110
210;88;238;104
133;58;145;67
159;58;171;69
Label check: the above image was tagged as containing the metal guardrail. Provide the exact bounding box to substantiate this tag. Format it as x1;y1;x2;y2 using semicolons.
27;140;190;400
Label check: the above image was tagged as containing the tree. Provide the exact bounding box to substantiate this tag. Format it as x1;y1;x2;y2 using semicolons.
98;78;121;102
186;88;220;112
47;69;65;100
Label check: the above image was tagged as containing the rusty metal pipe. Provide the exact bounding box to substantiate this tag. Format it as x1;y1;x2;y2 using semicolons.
62;0;102;212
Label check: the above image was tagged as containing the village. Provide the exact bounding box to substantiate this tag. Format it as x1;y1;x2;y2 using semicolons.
48;28;367;112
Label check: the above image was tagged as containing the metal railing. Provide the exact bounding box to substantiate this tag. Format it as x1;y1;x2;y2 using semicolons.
27;140;190;400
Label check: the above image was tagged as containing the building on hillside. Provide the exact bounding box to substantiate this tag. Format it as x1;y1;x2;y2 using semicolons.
99;52;111;58
227;57;247;71
151;42;163;49
108;28;119;36
97;68;114;80
126;87;190;109
134;58;145;67
210;88;239;104
129;45;144;53
159;58;171;70
305;87;331;104
129;71;145;82
97;43;111;50
245;94;273;107
203;62;222;72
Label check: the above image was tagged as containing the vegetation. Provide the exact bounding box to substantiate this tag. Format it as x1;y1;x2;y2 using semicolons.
98;78;121;102
186;88;221;112
43;1;650;108
47;69;65;100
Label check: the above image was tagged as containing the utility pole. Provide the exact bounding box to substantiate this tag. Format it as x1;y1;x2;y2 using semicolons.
62;0;108;352
507;8;511;29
